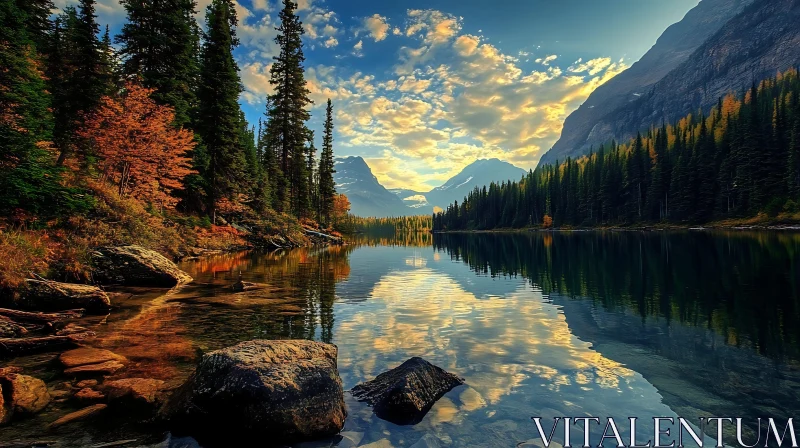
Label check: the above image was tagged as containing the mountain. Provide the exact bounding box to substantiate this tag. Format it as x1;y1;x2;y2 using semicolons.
335;157;527;217
539;0;755;165
333;156;412;217
578;0;800;150
423;159;527;210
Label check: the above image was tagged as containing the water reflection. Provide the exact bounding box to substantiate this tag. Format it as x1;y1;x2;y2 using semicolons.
1;231;798;447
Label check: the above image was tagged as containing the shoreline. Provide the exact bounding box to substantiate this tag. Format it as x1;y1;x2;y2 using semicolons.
432;223;800;234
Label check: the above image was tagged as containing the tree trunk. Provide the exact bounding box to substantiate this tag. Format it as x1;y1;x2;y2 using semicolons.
0;308;84;324
0;333;94;358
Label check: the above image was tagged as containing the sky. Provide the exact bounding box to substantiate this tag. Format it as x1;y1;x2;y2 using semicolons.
58;0;701;192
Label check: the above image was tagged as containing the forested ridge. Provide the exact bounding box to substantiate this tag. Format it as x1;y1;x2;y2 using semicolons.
434;70;800;230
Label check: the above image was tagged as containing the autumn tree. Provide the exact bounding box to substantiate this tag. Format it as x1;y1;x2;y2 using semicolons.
79;82;196;210
331;193;351;226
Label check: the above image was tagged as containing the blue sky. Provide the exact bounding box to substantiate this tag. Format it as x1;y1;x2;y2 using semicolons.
64;0;700;191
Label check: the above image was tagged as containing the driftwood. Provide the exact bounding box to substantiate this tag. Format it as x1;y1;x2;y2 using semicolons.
0;308;84;324
0;332;95;358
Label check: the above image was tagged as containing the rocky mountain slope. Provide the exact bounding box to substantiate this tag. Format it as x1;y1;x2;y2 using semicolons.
583;0;800;149
334;157;527;217
539;0;754;165
421;159;526;210
333;157;412;217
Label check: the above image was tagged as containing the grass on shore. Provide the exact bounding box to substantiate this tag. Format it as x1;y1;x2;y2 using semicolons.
0;181;309;292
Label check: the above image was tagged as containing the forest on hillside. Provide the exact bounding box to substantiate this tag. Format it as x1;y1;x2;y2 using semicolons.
433;70;800;230
1;0;337;224
0;0;346;289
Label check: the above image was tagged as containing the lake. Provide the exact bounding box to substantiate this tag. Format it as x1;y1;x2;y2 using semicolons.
1;231;799;447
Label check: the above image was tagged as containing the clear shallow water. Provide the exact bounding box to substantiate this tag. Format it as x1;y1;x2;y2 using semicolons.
1;231;799;447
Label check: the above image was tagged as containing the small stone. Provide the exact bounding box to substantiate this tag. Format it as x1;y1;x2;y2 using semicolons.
74;388;105;401
104;378;166;406
0;373;51;415
64;360;126;375
410;434;441;448
75;379;99;389
60;347;128;368
48;404;107;429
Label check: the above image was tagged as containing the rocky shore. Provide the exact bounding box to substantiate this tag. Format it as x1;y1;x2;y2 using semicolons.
0;242;462;447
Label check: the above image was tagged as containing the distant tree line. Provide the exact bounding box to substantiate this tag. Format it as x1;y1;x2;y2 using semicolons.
434;70;800;230
340;215;433;234
1;0;339;226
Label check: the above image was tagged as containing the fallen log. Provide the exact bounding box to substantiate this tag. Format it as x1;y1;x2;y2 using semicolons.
0;332;95;358
0;308;84;324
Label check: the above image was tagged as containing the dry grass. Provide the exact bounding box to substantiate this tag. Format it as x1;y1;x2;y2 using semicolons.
0;180;316;293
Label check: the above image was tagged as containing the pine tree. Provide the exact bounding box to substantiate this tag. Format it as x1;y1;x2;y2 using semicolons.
267;0;313;217
117;0;200;128
54;0;110;165
318;99;336;225
196;0;247;221
0;0;83;215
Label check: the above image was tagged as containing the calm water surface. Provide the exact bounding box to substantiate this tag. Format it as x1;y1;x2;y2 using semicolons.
1;231;799;447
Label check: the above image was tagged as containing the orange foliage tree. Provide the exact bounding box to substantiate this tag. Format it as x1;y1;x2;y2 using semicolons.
332;193;351;225
79;81;195;210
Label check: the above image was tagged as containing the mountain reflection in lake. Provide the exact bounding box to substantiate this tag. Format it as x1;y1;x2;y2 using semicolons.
1;231;798;447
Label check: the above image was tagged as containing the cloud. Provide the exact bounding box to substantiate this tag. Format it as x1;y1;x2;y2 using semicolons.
353;39;363;57
405;9;461;45
363;14;390;42
323;36;338;48
240;61;274;105
251;0;270;11
535;54;558;66
568;57;613;76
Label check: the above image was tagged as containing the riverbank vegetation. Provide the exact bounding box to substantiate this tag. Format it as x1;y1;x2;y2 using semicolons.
434;70;800;230
0;0;343;291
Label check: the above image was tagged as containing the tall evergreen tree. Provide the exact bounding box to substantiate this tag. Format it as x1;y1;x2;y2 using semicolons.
0;0;82;214
196;0;247;221
267;0;313;217
117;0;200;128
318;99;336;225
54;0;110;165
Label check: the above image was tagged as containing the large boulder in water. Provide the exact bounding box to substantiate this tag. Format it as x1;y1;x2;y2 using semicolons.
351;357;464;425
92;245;192;287
20;278;111;313
161;339;346;445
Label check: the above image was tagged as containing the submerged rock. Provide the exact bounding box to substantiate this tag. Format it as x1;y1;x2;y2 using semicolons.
49;403;107;429
21;278;111;313
161;339;346;445
61;347;128;376
60;347;128;368
104;378;166;407
351;357;464;425
0;373;51;415
64;360;125;375
74;387;105;402
93;245;193;287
